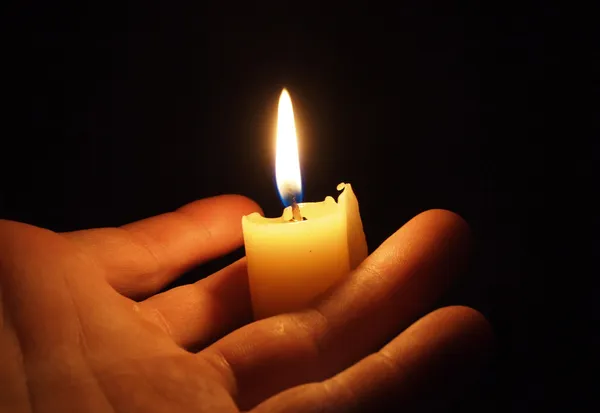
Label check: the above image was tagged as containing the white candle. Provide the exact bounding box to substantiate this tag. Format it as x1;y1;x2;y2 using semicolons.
242;89;368;319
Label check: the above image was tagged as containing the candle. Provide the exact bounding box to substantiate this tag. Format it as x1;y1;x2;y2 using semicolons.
242;89;368;319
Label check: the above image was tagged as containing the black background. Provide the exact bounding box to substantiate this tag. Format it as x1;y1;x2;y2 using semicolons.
1;3;595;412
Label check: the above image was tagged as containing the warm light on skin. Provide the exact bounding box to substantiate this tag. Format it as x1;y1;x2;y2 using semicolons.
275;88;302;206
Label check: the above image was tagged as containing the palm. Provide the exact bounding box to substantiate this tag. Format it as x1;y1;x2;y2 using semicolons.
0;195;492;413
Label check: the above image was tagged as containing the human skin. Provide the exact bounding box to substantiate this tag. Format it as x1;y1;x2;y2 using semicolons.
0;195;493;412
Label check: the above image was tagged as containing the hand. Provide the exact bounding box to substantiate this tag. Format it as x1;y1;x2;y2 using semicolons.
0;195;492;413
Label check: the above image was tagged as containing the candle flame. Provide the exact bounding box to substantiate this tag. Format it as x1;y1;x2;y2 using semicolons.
275;88;302;207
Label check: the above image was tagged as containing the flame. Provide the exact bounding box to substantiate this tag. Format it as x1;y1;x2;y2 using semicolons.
275;88;302;206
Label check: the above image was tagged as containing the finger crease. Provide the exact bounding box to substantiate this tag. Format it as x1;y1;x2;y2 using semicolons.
150;306;172;337
200;348;239;399
292;308;330;360
173;210;213;245
374;349;402;379
120;228;164;279
325;375;361;411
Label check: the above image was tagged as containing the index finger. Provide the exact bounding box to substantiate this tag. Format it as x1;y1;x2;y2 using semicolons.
63;195;261;299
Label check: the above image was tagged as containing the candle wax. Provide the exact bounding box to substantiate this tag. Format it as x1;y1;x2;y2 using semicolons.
242;183;367;319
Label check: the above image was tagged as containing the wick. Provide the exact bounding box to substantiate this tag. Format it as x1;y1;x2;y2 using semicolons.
291;197;304;222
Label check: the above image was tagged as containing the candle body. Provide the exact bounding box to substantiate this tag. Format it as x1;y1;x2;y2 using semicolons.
242;183;367;319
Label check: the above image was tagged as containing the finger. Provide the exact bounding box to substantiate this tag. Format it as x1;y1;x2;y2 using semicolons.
62;195;261;299
254;306;494;413
140;258;252;350
201;209;471;409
